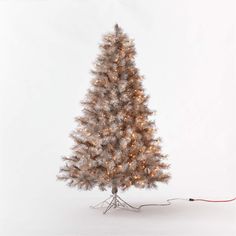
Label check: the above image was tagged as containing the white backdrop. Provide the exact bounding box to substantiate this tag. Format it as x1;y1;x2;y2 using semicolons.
0;1;235;236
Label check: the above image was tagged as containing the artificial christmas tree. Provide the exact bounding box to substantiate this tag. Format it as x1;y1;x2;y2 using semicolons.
57;24;170;213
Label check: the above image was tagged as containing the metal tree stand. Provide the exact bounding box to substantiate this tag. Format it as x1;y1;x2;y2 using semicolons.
90;186;139;214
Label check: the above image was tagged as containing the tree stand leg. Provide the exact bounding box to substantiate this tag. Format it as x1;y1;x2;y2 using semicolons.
90;187;139;214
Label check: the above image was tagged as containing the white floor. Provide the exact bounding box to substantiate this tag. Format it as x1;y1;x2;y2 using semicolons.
1;189;235;236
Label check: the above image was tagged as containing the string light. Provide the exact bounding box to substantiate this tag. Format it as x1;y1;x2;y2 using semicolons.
151;173;156;177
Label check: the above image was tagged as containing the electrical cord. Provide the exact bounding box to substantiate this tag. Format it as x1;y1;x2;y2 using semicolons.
91;195;236;213
188;197;236;203
134;197;236;210
135;198;188;210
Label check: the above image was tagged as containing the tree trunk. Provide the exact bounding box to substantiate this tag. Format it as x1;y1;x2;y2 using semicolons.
112;186;118;194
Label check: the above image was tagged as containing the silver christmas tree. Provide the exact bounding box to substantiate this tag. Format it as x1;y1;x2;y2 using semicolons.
57;25;170;212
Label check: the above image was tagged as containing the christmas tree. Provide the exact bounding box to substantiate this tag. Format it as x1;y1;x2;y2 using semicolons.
57;24;170;204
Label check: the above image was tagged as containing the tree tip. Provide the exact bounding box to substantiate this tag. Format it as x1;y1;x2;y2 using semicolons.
114;23;122;35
